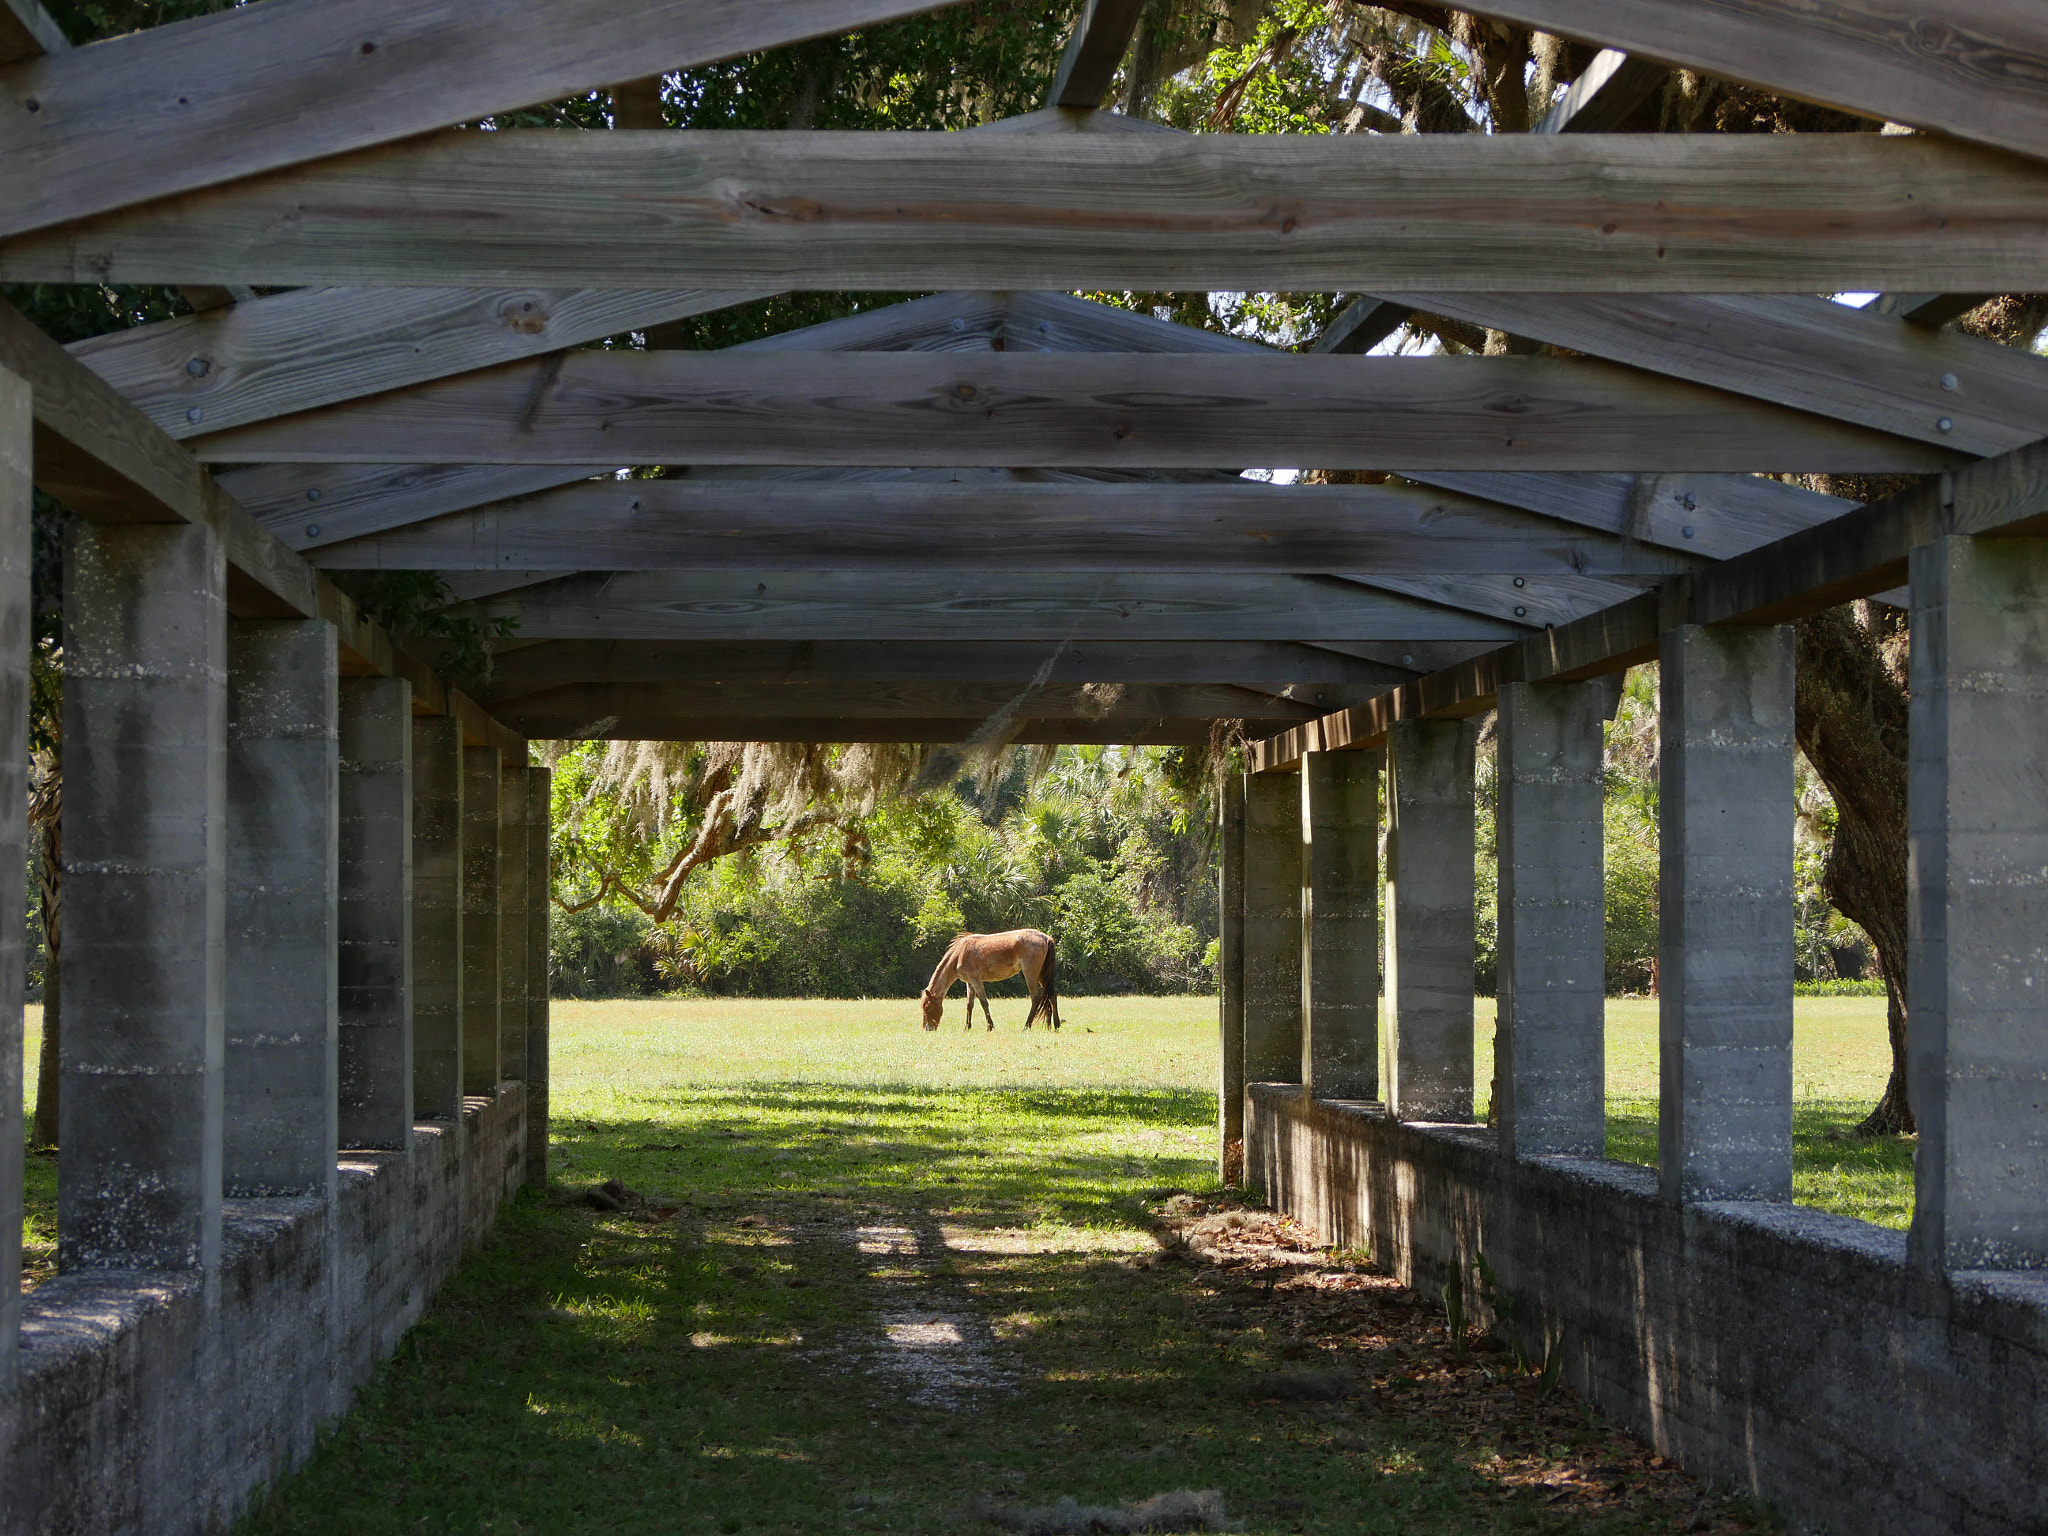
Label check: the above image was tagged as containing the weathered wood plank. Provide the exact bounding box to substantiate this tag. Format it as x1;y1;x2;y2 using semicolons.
1532;49;1666;133
0;299;524;757
10;130;2048;293
1396;470;1851;562
1382;291;2048;457
0;0;972;240
489;678;1318;722
1869;293;1996;328
223;463;609;552
309;479;1695;577
1001;290;1268;355
499;712;1289;746
189;351;1951;473
0;0;63;66
478;639;1412;700
481;571;1527;644
1460;0;2048;165
1340;571;1643;629
1047;0;1145;109
72;286;774;439
1252;434;2048;771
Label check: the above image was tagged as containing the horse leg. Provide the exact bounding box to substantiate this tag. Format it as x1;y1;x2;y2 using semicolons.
972;980;997;1031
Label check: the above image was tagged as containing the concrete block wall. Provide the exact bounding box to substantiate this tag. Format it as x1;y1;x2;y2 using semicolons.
1248;1086;2048;1536
0;1089;527;1536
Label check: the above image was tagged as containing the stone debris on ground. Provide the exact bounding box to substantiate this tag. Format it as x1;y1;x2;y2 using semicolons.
972;1488;1239;1535
578;1178;680;1221
1147;1193;1775;1535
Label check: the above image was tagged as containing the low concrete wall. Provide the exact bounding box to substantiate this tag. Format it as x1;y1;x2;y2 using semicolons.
1247;1084;2048;1536
0;1086;527;1536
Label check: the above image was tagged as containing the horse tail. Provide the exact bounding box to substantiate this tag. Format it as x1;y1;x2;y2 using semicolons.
1031;935;1061;1032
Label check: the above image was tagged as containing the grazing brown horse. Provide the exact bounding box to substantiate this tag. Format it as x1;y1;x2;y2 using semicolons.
920;930;1061;1032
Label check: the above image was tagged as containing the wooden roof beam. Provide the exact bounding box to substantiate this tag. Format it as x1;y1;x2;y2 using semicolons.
306;478;1698;578
477;640;1418;699
11;132;2048;294
477;570;1528;645
1046;0;1146;110
1457;0;2048;165
186;351;1955;474
1251;433;2048;771
0;294;525;760
0;0;63;66
492;714;1299;746
1531;48;1667;134
1865;293;1998;329
0;0;974;240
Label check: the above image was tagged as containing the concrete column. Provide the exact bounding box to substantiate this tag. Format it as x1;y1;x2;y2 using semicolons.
1242;771;1302;1087
223;620;338;1199
523;766;552;1186
338;678;413;1149
461;746;501;1096
1908;535;2048;1271
498;760;529;1082
1385;719;1477;1122
0;368;30;1386
411;717;463;1119
1216;774;1246;1178
1496;680;1609;1157
1658;624;1795;1204
1301;750;1378;1100
60;520;226;1271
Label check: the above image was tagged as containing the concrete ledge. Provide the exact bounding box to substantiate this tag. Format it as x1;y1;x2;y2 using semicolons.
0;1085;528;1536
1246;1083;2048;1536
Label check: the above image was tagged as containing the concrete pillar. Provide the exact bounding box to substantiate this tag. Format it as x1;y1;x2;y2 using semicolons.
1242;771;1302;1087
1496;680;1609;1157
0;368;30;1385
1216;774;1245;1179
1658;624;1795;1204
1301;750;1378;1100
461;746;501;1096
522;766;552;1186
1908;535;2048;1271
338;678;413;1149
1384;719;1477;1122
411;717;463;1119
60;520;226;1271
498;760;529;1083
223;620;338;1199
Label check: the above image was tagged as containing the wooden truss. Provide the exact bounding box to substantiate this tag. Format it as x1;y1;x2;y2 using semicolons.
4;0;2048;745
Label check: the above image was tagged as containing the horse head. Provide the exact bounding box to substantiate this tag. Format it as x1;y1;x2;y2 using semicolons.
919;989;943;1030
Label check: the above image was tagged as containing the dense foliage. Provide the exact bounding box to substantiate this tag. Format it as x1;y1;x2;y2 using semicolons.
549;745;1215;1000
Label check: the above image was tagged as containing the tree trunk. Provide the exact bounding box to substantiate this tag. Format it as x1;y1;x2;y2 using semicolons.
1793;602;1912;1135
31;809;59;1148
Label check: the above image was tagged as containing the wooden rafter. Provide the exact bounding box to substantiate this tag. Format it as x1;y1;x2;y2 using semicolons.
1251;436;2048;772
0;0;972;240
1045;0;1146;110
1459;0;2048;166
9;131;2048;294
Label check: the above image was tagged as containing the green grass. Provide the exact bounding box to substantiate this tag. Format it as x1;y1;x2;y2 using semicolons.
226;996;1787;1536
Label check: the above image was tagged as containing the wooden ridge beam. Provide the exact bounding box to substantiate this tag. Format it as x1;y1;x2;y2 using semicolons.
1251;436;2048;771
477;639;1415;700
0;295;525;760
310;478;1696;577
1375;291;2048;459
9;131;2048;294
0;0;972;241
478;570;1528;645
1458;0;2048;166
186;351;1952;474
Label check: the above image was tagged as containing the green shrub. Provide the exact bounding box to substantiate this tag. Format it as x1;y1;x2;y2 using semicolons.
1794;978;1887;997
